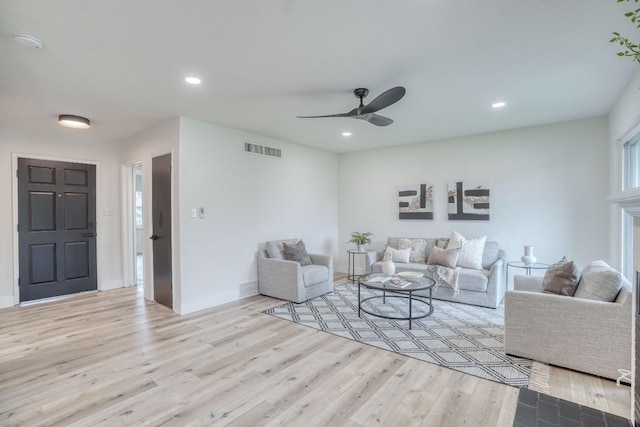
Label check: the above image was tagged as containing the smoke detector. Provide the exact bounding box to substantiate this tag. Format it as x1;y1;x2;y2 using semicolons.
12;34;44;49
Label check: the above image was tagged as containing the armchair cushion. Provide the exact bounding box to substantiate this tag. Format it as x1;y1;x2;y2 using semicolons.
266;238;299;260
302;264;329;287
574;260;623;302
541;256;580;296
283;240;312;266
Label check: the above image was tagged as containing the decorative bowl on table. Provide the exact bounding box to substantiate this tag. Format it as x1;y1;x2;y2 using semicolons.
396;271;424;279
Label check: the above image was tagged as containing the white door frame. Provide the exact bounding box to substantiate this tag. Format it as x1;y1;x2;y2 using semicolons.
120;161;137;289
11;153;101;305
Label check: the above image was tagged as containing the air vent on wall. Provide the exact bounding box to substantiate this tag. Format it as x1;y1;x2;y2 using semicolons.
244;142;281;158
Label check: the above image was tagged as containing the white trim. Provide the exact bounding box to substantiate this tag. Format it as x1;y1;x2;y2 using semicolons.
11;153;101;304
179;289;238;315
121;162;136;288
618;114;640;143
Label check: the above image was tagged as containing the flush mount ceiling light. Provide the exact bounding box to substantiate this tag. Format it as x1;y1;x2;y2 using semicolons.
58;114;91;129
491;101;507;109
185;76;201;85
12;34;44;49
342;131;352;136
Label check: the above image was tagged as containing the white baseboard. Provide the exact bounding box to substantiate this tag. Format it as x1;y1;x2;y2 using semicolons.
0;296;15;308
179;289;239;315
100;280;124;291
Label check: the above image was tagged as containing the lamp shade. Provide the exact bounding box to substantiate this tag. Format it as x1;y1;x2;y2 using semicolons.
58;114;90;129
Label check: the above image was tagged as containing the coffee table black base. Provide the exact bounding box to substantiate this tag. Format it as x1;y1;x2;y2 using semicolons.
358;292;433;330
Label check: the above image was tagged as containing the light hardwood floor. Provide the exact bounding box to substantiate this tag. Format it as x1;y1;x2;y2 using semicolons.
0;285;630;426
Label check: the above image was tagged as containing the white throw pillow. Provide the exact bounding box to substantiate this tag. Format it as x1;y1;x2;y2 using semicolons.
384;246;411;263
447;231;486;270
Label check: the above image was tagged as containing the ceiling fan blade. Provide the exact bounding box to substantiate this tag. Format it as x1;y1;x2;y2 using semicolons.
360;86;406;115
362;114;394;127
297;107;359;119
297;113;350;118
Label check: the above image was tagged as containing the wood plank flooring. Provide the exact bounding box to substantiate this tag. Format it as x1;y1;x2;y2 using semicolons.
0;286;631;426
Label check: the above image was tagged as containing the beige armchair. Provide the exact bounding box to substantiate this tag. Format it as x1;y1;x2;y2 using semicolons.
258;239;333;303
504;274;632;380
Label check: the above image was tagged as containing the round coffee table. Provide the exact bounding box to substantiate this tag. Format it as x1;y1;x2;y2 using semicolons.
358;273;435;329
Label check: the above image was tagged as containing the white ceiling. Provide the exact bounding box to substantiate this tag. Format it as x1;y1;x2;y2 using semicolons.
0;0;637;153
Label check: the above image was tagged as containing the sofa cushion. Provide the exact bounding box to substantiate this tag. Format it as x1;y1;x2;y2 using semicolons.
266;238;299;260
283;240;312;266
384;246;411;263
448;231;486;270
398;238;427;263
426;247;459;269
302;264;329;287
457;269;489;292
542;257;580;296
574;260;623;302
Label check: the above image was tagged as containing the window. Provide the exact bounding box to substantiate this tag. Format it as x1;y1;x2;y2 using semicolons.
624;133;640;189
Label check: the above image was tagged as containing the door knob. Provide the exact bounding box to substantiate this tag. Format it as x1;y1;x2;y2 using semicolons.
150;235;159;240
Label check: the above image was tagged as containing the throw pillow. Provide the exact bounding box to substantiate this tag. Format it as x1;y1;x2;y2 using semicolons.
574;260;623;302
384;246;411;263
398;238;427;263
282;240;312;266
426;246;460;269
447;231;486;270
435;238;449;249
541;257;580;296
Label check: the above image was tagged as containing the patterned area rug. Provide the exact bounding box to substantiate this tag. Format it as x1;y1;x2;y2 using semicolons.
264;283;532;387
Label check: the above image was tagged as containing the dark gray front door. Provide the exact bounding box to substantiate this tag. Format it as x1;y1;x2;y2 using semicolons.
18;158;97;302
151;153;172;309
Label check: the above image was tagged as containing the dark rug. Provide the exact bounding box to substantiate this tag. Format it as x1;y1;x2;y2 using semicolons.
263;283;532;387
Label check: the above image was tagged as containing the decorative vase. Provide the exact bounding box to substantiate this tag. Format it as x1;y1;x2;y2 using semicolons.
521;245;537;265
381;260;396;276
357;244;365;252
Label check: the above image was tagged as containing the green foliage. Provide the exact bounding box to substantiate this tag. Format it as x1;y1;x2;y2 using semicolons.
348;232;372;245
611;0;640;63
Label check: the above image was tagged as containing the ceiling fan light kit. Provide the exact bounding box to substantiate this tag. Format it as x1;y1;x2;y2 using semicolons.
298;86;406;127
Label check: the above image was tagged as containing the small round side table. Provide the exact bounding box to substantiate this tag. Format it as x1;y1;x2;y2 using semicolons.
506;261;550;290
347;249;371;284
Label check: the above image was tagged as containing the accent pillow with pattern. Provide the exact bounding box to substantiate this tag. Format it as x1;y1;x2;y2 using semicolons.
398;238;427;263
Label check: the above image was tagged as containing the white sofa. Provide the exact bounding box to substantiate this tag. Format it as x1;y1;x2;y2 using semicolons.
365;237;506;308
504;274;632;380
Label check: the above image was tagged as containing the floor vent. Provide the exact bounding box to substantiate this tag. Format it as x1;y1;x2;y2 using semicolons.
244;142;281;158
238;281;259;298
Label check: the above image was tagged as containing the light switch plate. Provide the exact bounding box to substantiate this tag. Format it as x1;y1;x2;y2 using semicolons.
191;208;197;218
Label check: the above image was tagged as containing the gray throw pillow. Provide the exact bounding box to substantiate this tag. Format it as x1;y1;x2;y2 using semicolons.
283;240;312;266
574;260;623;302
426;246;459;269
542;256;580;296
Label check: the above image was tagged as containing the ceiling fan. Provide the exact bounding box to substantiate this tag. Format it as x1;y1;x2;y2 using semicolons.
297;86;406;127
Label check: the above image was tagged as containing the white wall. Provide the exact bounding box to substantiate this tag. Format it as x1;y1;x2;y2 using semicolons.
608;69;640;272
338;117;610;277
177;117;339;314
0;122;123;307
120;118;180;305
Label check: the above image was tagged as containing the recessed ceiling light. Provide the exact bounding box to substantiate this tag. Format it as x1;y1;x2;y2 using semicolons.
185;76;201;85
342;132;352;136
492;102;507;109
58;114;90;129
12;34;44;49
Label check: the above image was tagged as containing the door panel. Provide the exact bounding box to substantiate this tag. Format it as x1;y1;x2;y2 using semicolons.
152;153;172;309
18;158;97;302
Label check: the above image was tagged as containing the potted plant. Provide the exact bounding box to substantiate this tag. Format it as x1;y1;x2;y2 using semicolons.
348;231;372;252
